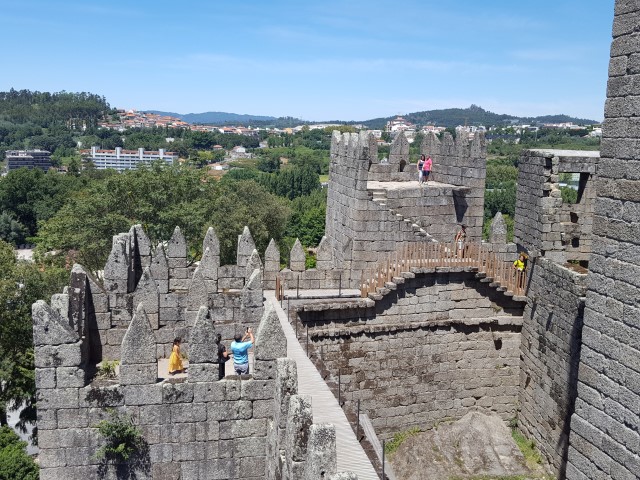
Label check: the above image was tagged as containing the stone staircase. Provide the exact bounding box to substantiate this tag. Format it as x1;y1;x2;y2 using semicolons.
368;187;436;241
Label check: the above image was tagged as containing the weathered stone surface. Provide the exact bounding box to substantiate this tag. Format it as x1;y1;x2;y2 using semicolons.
167;226;187;258
50;293;70;324
242;268;263;309
264;239;280;271
190;306;216;364
151;244;169;281
120;304;157;365
187;267;210;311
200;246;219;283
33;300;79;346
255;304;286;361
103;235;130;293
285;395;312;464
132;224;152;257
245;249;263;280
275;358;297;430
133;267;159;315
489;211;507;244
289;238;306;272
391;411;533;480
237;226;256;268
303;424;337;480
316;236;332;270
329;473;358;480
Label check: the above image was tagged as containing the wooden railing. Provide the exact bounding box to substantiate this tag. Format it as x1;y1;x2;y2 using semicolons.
275;275;285;301
360;242;527;299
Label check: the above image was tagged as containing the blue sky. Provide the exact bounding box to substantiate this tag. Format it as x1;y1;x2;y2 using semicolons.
0;1;614;122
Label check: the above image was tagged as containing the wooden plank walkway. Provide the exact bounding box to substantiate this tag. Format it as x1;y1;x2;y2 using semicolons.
265;292;379;480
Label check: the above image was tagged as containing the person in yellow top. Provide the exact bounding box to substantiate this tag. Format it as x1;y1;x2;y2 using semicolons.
168;337;184;375
513;254;526;271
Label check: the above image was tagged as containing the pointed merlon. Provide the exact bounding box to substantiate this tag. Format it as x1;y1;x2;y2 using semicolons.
237;226;257;267
255;303;286;361
199;246;219;281
103;236;129;286
471;130;487;157
245;249;263;279
189;306;216;364
150;244;169;280
441;132;456;156
187;266;210;310
121;303;157;365
242;268;263;308
289;238;306;272
202;227;220;259
132;224;152;257
422;131;441;158
489;211;508;244
32;300;79;346
264;239;280;273
303;424;337;480
390;131;409;157
133;267;159;314
315;236;332;270
167;226;187;259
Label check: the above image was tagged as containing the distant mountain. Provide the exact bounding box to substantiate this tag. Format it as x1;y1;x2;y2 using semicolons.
146;105;599;129
357;105;599;130
145;110;277;124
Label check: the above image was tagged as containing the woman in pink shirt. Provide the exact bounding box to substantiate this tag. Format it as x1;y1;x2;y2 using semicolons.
423;156;433;182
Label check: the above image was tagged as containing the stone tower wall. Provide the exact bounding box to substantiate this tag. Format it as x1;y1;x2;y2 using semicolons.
566;2;640;478
514;149;598;263
518;258;587;476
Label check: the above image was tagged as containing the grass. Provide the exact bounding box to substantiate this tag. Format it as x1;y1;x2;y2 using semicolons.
319;174;329;183
384;426;421;456
511;428;543;470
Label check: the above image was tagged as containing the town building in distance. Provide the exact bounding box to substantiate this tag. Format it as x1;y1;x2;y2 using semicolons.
5;149;52;172
81;146;177;172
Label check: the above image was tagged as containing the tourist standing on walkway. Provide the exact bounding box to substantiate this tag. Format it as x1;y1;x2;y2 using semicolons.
216;333;229;380
455;224;467;257
231;327;254;375
417;155;425;183
168;337;184;375
423;156;433;182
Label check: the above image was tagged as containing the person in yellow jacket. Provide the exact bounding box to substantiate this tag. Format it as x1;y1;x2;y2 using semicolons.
513;254;526;272
168;337;184;375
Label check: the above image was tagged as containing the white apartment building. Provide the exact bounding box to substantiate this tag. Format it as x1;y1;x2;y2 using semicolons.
83;147;177;172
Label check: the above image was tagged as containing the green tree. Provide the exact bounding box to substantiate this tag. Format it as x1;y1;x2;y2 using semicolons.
0;425;38;480
0;212;28;245
0;240;68;433
209;180;290;264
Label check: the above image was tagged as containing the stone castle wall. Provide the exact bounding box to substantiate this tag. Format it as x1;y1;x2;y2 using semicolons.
294;270;525;437
566;2;640;478
514;149;598;263
518;258;587;477
325;130;487;288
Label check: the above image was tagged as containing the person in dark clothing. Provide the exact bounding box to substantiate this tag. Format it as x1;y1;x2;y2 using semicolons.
216;333;229;380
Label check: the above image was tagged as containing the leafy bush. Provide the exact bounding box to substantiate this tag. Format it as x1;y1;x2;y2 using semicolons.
0;426;38;480
97;360;119;379
95;411;144;463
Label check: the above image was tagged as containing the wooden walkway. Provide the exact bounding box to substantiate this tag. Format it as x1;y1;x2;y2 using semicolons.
265;292;379;479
